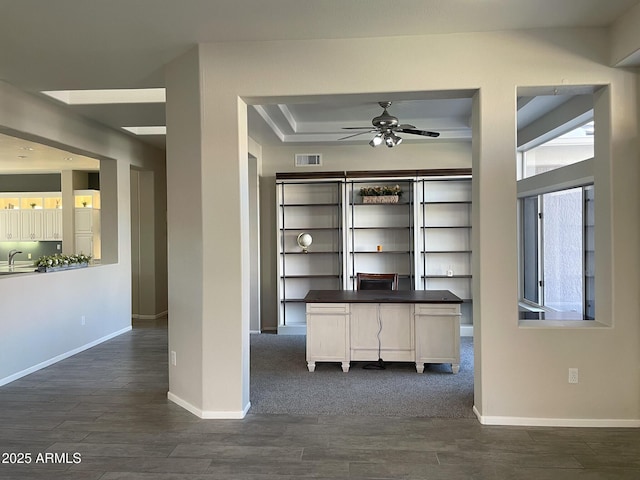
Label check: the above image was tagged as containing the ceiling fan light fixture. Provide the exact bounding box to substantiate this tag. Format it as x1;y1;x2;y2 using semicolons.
384;132;402;147
342;101;440;147
369;134;383;147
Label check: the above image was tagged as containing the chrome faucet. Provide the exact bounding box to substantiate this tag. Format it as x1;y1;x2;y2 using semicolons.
8;249;22;266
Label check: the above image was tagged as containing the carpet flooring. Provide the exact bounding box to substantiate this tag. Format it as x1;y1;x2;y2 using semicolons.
250;334;474;418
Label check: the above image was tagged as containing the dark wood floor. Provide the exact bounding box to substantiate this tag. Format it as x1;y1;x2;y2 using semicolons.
1;320;639;479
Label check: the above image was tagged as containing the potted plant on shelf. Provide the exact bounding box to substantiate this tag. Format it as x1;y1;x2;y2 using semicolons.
359;185;403;203
34;253;92;272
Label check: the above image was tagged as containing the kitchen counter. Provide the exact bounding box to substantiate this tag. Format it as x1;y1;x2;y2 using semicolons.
0;262;38;275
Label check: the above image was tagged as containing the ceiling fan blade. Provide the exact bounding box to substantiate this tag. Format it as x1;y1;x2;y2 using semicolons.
397;124;416;129
338;130;375;140
397;128;440;138
342;126;375;130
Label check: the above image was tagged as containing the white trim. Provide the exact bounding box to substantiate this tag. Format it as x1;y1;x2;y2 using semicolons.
167;392;250;419
473;406;640;427
277;324;307;335
460;324;474;337
253;105;286;142
132;311;169;320
0;326;132;387
517;158;593;198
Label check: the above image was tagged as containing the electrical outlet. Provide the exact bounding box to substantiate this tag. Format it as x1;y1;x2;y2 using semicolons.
81;315;86;326
27;253;32;259
568;368;579;384
57;244;61;250
171;351;177;366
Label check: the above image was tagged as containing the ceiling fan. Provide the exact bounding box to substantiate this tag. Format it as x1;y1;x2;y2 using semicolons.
339;101;440;147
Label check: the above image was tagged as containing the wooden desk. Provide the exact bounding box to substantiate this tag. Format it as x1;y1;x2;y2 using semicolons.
304;290;463;373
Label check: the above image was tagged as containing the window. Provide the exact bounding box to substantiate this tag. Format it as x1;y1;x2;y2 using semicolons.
520;185;594;320
519;122;594;180
516;88;597;322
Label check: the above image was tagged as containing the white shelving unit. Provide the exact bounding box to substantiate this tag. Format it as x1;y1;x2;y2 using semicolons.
277;179;344;334
276;171;473;334
417;176;473;326
346;179;415;290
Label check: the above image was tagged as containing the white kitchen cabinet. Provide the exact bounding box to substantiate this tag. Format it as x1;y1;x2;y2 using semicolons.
20;209;44;240
74;189;101;259
0;193;63;243
74;207;100;258
0;209;20;240
43;208;63;241
75;234;94;257
75;208;97;234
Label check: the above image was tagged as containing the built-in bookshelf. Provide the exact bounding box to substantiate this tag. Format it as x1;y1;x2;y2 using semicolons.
276;171;473;333
347;178;415;291
277;179;344;334
418;177;472;299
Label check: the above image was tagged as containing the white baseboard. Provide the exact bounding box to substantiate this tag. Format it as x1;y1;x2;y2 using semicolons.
460;325;474;337
473;405;640;427
167;391;250;419
0;326;132;387
277;325;307;335
132;310;168;320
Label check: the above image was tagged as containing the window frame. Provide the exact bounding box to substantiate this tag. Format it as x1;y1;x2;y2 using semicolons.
517;158;595;322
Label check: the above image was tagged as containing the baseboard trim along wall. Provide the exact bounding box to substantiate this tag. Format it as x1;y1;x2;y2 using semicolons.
460;325;474;337
0;326;132;387
167;392;251;419
473;406;640;428
132;310;169;320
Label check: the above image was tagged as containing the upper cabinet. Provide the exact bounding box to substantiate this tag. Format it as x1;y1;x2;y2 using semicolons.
74;190;101;259
0;192;63;242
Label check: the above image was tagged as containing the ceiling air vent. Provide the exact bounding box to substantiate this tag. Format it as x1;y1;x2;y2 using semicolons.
295;153;322;167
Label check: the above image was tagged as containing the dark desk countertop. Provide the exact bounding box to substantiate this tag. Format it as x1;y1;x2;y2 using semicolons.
303;290;462;304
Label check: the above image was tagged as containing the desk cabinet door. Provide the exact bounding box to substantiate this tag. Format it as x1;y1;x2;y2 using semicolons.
415;305;460;365
306;305;349;363
350;303;414;361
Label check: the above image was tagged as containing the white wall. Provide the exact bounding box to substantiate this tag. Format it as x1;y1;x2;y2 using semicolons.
166;27;639;424
0;80;165;386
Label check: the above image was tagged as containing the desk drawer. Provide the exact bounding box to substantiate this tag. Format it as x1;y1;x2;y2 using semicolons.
306;303;349;314
415;304;460;316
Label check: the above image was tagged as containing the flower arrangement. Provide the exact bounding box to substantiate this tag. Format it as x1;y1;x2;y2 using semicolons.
359;185;403;197
35;253;92;269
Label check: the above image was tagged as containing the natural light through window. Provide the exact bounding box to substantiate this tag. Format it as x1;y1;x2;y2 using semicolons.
517;89;595;323
519;122;594;179
41;88;166;105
